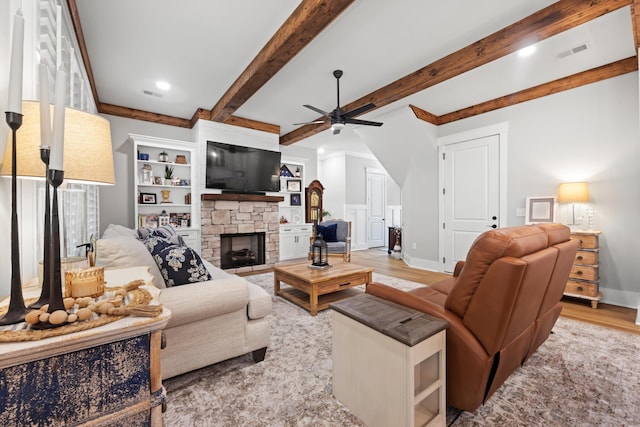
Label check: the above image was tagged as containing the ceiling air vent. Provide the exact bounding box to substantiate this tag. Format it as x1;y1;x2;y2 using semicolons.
556;42;589;60
143;90;163;98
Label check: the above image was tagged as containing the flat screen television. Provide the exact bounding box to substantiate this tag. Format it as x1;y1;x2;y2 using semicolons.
205;141;281;193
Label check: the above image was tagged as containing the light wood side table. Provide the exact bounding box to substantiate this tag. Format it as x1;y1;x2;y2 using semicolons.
0;266;170;426
330;294;448;427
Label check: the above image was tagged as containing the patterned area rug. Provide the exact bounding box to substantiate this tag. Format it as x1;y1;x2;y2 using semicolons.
163;272;640;426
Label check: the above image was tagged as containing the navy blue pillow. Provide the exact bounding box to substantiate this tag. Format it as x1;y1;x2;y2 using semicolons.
152;244;212;287
316;224;338;242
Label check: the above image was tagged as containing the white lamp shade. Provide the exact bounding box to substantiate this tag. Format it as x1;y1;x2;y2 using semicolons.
557;182;589;203
1;101;115;185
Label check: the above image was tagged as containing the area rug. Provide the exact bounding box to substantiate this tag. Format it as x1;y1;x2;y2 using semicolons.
163;272;640;426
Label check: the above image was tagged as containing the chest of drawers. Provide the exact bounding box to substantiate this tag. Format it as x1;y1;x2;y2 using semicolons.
564;230;602;308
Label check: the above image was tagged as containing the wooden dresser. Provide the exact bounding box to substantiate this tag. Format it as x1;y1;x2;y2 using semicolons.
564;230;602;308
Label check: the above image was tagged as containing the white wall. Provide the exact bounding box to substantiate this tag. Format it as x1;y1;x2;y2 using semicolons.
319;154;346;219
392;73;640;308
358;106;440;266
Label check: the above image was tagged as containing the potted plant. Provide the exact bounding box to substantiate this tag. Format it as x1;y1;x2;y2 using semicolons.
164;165;174;185
158;151;169;162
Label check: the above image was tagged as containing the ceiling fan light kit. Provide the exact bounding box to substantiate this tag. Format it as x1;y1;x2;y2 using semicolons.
296;70;383;135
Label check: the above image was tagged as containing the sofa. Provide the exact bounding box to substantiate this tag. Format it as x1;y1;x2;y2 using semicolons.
365;223;578;412
96;224;272;380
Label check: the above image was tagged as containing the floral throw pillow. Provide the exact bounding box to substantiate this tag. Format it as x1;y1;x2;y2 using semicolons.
153;244;212;287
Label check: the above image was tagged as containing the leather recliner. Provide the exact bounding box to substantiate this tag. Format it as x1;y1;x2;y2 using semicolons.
365;223;578;412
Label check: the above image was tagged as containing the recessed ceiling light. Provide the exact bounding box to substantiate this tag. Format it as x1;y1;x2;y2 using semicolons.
518;45;536;57
156;81;171;91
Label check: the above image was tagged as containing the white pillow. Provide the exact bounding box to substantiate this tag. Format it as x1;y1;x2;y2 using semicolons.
102;224;139;240
96;235;166;289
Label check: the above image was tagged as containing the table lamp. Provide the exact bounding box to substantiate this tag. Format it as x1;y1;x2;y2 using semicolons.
1;101;114;313
557;182;589;226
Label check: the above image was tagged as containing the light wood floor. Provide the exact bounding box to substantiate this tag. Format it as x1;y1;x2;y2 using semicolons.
260;249;640;335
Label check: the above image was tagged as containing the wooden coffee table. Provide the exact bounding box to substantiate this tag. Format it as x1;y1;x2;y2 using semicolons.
273;262;374;315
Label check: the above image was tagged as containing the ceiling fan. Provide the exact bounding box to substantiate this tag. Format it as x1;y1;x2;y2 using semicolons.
294;70;383;135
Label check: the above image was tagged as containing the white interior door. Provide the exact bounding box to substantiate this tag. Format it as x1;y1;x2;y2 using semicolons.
440;130;502;272
367;169;386;248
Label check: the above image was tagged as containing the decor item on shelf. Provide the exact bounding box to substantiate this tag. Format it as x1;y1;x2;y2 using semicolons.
140;192;157;204
280;216;289;224
175;154;187;164
159;210;170;226
171;177;181;186
280;164;293;177
287;179;301;192
140;163;153;184
557;182;590;226
185;193;191;205
138;152;149;160
161;190;171;203
158;151;169;162
295;167;301;177
164;165;174;184
310;234;330;269
290;193;301;206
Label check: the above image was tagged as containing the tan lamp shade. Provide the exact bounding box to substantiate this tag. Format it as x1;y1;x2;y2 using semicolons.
557;182;589;203
0;100;115;184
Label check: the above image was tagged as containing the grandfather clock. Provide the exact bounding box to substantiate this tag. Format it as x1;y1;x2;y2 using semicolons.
306;180;324;224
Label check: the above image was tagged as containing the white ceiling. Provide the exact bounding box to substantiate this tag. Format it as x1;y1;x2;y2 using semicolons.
74;1;636;155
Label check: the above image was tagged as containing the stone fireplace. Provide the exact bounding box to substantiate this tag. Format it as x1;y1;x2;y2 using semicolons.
200;194;283;273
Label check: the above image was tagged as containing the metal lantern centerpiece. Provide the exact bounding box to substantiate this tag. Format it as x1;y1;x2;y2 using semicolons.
310;234;331;269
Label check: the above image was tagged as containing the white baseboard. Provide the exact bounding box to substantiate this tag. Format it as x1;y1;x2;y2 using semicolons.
599;286;639;311
402;253;442;272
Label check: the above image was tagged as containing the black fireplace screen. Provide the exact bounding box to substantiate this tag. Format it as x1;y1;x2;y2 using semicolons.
220;232;265;269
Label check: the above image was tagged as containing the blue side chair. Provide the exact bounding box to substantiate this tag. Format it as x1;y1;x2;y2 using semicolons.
308;219;352;262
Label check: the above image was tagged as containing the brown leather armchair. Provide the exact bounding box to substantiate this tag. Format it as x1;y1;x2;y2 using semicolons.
365;223;578;412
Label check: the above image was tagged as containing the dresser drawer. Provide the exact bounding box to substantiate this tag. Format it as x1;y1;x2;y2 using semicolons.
565;280;599;297
572;234;598;249
569;265;598;281
574;250;598;265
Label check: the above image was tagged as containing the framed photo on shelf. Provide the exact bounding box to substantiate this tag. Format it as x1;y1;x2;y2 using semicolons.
154;177;162;185
140;192;157;204
287;179;301;192
525;196;556;224
290;193;301;206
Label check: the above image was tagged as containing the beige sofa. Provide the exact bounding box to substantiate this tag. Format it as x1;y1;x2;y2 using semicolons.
96;224;272;379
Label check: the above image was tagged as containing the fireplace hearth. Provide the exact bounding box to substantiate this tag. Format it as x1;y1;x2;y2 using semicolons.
220;232;265;270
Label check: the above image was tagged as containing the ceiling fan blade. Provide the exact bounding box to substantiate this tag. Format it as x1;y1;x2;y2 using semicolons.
293;120;325;126
344;118;383;127
343;102;376;118
303;104;331;117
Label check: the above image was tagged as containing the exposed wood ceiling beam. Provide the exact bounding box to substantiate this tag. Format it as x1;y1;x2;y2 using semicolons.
100;103;192;128
280;0;633;145
402;57;638;125
437;57;638;124
209;0;355;122
67;0;352;133
631;0;640;48
409;105;440;125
